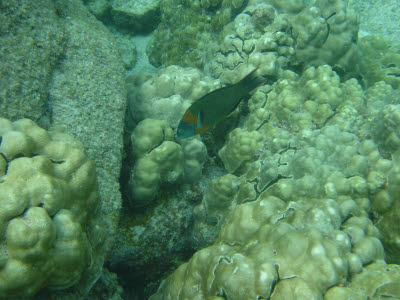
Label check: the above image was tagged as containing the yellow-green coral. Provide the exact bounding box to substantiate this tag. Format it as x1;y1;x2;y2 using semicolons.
151;195;384;299
0;118;98;297
325;262;400;299
218;128;263;173
129;119;184;206
291;0;359;72
359;35;400;89
147;0;244;68
376;150;400;264
130;119;175;160
248;65;347;131
208;7;295;84
127;65;221;130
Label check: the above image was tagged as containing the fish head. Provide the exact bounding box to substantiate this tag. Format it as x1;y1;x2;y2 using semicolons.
176;120;196;140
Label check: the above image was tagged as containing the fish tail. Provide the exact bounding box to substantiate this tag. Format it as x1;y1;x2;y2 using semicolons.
240;67;268;91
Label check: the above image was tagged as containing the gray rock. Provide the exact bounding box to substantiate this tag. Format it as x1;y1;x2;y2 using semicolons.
0;0;65;127
109;29;137;71
48;0;126;259
84;0;112;21
350;0;400;45
111;0;161;33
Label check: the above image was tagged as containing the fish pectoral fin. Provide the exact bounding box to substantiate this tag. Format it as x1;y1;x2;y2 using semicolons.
226;105;240;118
197;111;204;128
195;124;210;134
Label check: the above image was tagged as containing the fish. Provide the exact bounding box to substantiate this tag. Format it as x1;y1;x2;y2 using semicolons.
176;67;267;139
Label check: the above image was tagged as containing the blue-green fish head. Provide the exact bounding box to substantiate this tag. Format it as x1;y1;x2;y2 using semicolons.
176;120;196;140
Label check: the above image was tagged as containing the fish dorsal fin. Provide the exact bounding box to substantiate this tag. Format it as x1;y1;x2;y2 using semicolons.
197;111;204;128
240;67;268;91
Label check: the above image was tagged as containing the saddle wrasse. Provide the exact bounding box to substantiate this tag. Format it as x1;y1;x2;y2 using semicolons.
176;67;267;139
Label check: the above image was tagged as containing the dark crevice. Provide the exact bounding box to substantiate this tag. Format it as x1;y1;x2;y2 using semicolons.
286;61;305;76
222;240;243;247
0;152;7;162
0;152;9;175
339;213;354;227
230;60;244;71
215;288;228;299
278;142;298;154
21;207;30;217
13;153;25;159
321;12;336;46
218;49;236;56
387;72;400;78
277;157;287;167
233;43;246;60
259;48;277;54
255;116;270;131
242;173;292;204
243;44;255;56
317;109;337;129
274;207;296;224
260;174;292;193
49;158;65;164
269;264;281;296
219;256;232;264
149;128;166;154
332;66;346;80
260;89;272;108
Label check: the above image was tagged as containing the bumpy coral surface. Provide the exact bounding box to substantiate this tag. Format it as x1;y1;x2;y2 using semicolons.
151;195;384;299
206;3;295;84
151;59;400;299
218;128;263;172
126;66;214;206
126;65;221;130
246;65;364;132
359;35;400;89
129;119;183;206
0;118;99;297
325;262;400;299
206;0;359;84
147;0;247;68
291;0;359;71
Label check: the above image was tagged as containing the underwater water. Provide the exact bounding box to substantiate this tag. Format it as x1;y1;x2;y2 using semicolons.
0;0;400;299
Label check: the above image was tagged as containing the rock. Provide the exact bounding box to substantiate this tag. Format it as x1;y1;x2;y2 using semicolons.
111;0;161;33
47;0;126;260
0;0;65;127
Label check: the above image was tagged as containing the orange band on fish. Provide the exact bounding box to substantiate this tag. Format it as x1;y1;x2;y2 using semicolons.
181;109;198;125
195;124;210;134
